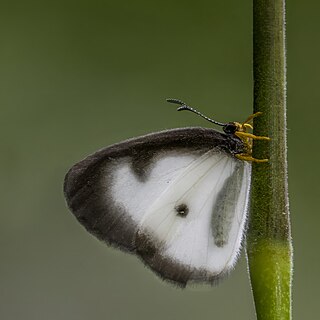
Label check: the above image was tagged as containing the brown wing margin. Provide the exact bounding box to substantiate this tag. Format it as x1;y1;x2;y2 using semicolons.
63;127;244;262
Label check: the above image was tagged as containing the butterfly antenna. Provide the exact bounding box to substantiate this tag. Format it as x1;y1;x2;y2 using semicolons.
166;98;226;126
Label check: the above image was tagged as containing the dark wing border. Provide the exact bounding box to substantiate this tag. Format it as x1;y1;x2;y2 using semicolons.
63;127;244;284
64;127;242;202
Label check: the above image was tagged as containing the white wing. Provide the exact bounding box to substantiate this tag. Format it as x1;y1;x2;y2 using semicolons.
110;150;251;285
64;128;250;286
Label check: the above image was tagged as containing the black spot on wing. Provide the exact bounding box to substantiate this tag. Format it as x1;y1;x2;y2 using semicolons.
175;204;189;217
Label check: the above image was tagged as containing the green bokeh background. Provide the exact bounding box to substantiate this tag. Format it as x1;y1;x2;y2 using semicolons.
1;1;318;319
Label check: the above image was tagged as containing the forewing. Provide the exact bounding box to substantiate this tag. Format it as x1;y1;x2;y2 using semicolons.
64;127;247;286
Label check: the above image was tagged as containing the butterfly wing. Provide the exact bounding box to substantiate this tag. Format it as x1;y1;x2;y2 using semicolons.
135;151;251;285
64;127;250;286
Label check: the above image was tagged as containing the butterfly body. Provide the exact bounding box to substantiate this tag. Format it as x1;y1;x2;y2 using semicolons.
64;127;252;286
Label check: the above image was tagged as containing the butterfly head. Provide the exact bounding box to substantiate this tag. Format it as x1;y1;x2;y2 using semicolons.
222;122;238;135
167;99;270;163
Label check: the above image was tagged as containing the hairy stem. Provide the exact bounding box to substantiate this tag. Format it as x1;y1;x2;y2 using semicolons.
247;0;293;319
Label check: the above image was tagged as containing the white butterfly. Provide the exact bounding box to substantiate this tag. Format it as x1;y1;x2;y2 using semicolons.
64;99;269;287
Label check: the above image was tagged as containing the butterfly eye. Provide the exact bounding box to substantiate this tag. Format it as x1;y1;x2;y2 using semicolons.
223;122;237;134
175;204;189;217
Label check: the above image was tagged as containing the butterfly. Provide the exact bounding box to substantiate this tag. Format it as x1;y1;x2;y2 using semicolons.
64;99;269;287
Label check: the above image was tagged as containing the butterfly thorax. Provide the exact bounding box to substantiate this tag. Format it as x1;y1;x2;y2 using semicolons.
223;114;270;163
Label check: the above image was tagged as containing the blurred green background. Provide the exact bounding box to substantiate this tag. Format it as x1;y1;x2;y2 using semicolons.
1;1;318;319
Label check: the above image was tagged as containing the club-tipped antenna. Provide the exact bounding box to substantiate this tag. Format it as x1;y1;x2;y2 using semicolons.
166;98;226;126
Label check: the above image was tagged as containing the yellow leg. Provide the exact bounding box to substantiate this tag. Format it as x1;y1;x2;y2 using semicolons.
243;112;263;124
235;153;269;163
243;123;253;130
235;131;270;141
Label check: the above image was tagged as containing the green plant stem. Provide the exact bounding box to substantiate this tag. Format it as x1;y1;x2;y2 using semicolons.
247;0;293;319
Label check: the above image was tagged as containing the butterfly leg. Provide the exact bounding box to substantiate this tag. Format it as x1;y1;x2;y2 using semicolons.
235;153;269;163
235;131;270;141
242;111;263;125
234;131;270;163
